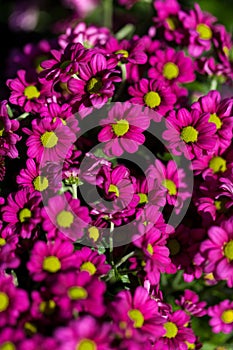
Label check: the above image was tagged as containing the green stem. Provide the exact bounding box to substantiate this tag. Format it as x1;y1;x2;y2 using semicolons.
72;184;78;199
17;113;30;121
103;0;113;30
115;251;135;269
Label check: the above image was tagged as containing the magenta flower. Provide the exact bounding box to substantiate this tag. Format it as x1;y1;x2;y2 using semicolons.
27;239;78;281
179;3;216;57
54;316;112;350
156;310;195;349
67;53;121;111
128;79;176;120
41;193;91;241
163;108;217;159
23;116;76;163
75;246;111;276
146;159;191;213
0;100;21;159
51;271;106;317
110;286;166;341
176;289;207;317
98;102;150;156
0;275;29;327
0;327;25;350
208;299;233;334
191;90;233;152
199;217;233;287
0;227;20;271
1;189;41;239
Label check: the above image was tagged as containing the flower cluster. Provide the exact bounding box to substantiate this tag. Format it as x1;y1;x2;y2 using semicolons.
1;0;233;349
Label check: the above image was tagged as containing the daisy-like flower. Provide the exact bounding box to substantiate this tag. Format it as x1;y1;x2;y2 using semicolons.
75;246;111;277
148;48;195;95
41;193;91;241
0;226;20;271
51;271;106;318
176;289;207;317
191;90;233;152
128;79;176;121
199;217;233;287
98;102;150;157
146;159;191;213
23;116;76;163
0;100;21;159
0;327;26;350
163;108;217;160
1;189;41;239
67;53;121;111
156;310;195;349
6;70;48;113
208;299;233;334
179;3;217;57
27;238;78;282
0;275;29;327
54;316;113;350
109;286;166;341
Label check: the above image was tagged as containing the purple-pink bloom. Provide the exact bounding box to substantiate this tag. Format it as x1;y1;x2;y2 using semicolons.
176;289;207;317
208;299;233;334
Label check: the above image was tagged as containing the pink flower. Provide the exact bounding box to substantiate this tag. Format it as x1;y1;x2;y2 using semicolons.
0;227;20;271
208;299;233;334
98;102;150;156
163;108;217;159
75;246;111;276
176;289;207;317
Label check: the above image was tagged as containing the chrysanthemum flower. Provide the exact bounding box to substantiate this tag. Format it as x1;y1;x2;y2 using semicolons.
0;100;21;159
41;193;91;241
199;217;233;287
128;79;176;120
176;289;207;317
0;226;20;271
27;239;78;281
110;286;166;341
179;3;216;57
67;53;121;111
163;108;217;159
1;189;41;239
51;271;106;317
191;90;233;152
98;102;150;156
75;246;111;277
0;275;29;327
156;310;195;349
208;299;233;334
54;316;112;350
23;116;76;163
0;327;26;350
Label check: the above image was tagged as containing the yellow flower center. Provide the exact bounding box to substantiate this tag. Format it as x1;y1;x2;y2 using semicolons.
185;342;196;349
144;91;161;108
18;208;32;223
147;243;154;255
209;156;226;173
108;184;119;197
56;210;74;228
208;113;222;130
76;339;97;350
68;286;88;300
80;262;97;275
111;119;129;137
39;300;56;315
0;120;5;137
138;193;148;204
162;179;177;195
24;322;37;335
0;292;9;312
0;342;16;350
0;238;6;246
221;309;233;324
33;175;49;191
43;256;61;273
88;226;100;242
115;49;129;58
128;309;145;328
224;240;233;261
163;62;179;80
181;126;198;143
167;238;181;256
41;131;58;148
196;23;212;40
87;77;102;94
164;321;178;338
24;85;40;100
